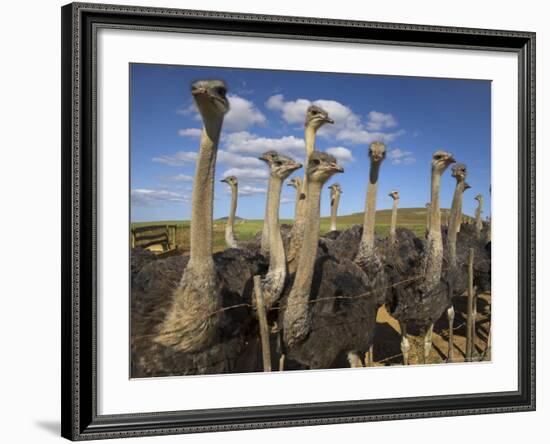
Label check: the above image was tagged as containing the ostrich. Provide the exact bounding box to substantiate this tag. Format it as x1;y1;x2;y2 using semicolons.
328;183;342;232
444;163;470;362
287;105;334;274
352;142;390;366
474;194;484;239
153;79;230;353
387;150;456;365
282;151;343;347
287;177;302;221
355;142;386;266
258;151;302;309
388;190;399;245
220;176;238;249
447;164;469;268
279;152;379;369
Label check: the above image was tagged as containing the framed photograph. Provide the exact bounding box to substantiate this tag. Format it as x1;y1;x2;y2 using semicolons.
61;2;535;440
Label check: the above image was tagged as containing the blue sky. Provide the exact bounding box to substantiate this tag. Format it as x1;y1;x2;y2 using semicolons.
130;63;491;222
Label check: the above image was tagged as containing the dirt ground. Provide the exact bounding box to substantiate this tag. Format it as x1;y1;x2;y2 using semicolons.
371;292;491;366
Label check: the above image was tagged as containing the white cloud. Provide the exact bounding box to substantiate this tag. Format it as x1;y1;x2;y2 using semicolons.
217;150;264;168
237;185;267;196
365;111;397;131
165;174;194;182
177;128;202;138
131;189;190;206
266;94;403;145
266;94;311;125
326;146;355;163
152;151;197;166
224;131;305;156
388;148;416;165
222;167;269;182
224;95;266;131
176;103;195;116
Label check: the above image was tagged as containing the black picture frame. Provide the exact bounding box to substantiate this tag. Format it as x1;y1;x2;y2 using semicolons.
61;2;536;440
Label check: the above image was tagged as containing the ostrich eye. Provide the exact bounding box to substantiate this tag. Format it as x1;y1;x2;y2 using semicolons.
311;158;321;166
275;161;283;166
311;110;318;115
216;87;227;96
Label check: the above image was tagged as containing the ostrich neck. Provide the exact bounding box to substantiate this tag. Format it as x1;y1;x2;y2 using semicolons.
267;176;285;270
228;185;237;227
390;199;399;238
189;115;223;269
304;126;316;159
293;186;301;219
424;168;443;286
330;193;340;230
292;180;323;295
475;200;483;221
300;125;317;198
447;179;465;265
360;161;381;256
430;171;443;231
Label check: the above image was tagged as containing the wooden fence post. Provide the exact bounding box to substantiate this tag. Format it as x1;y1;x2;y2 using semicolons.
253;275;271;372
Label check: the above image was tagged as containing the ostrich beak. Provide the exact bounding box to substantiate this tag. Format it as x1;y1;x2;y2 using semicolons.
258;154;269;163
447;155;456;164
330;163;344;173
220;178;228;183
289;162;302;172
191;86;207;96
324;116;334;124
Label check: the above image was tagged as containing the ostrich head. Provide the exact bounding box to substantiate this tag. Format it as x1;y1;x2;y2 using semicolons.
191;79;230;118
451;163;468;182
426;202;431;208
431;150;456;173
464;182;472;191
259;151;302;180
475;194;483;203
368;141;387;164
388;190;399;200
305;105;334;130
307;151;344;184
220;175;238;188
287;177;302;189
329;183;342;195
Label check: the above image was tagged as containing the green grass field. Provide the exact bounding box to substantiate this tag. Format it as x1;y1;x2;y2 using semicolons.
131;207;468;253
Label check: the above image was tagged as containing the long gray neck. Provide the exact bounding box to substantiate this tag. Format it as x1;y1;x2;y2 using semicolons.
447;178;465;267
267;176;285;271
188;115;223;270
390;198;399;243
294;180;322;291
423;168;443;287
475;198;484;236
287;125;317;273
260;178;272;256
298;125;316;210
225;185;238;248
284;179;323;345
357;161;380;262
330;192;340;231
293;186;301;220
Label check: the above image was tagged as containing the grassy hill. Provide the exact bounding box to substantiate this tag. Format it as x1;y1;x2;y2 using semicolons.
131;207;472;253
